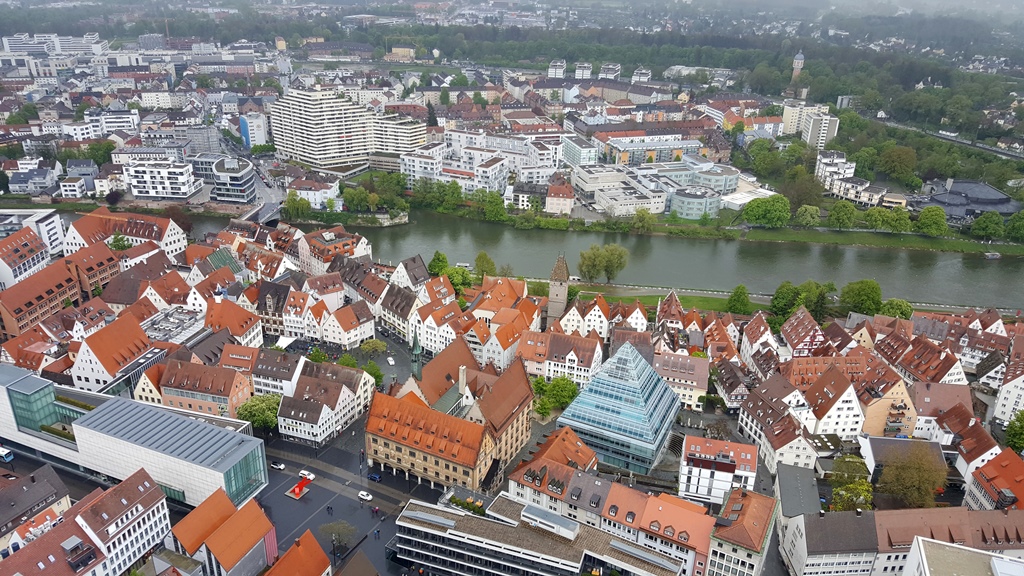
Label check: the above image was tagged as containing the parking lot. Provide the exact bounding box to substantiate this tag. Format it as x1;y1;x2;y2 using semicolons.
278;329;416;392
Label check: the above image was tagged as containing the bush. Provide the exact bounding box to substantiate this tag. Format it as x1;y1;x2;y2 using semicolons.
536;217;570;230
41;424;75;441
449;495;485;515
55;395;94;411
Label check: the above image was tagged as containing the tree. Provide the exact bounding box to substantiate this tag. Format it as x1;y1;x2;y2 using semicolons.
567;285;581;303
827;200;857;229
105;190;123;206
237;394;281;434
770;281;802;318
832;479;874;512
876;441;947;508
884;206;913;234
337;353;358;368
363;360;385;387
281;190;312;220
1007;211;1024;243
698;212;712;227
443;266;473;294
793;205;821;227
440;88;450;106
878;146;918;184
970;211;1005;241
318;519;357;546
360;338;387;356
726;285;753;315
325;198;336;212
1005;411;1024;453
841;279;883;315
534;396;552;418
743;195;791;228
342;187;370;212
864;207;889;230
831;455;870;491
577;244;607;283
602;244;629;283
474;251;497;283
879;298;914;319
109;232;131;251
546;376;579;409
630;208;656;234
497;263;514;277
914;206;948;237
472;91;488;106
0;170;7;194
428;251;449;276
426;102;438;127
91;283;103;297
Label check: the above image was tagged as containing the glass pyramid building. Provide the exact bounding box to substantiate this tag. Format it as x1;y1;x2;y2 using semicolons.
556;342;678;474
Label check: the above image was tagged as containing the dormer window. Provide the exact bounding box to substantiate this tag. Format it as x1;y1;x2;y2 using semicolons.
650;521;660;532
608;505;618;517
625;512;635;523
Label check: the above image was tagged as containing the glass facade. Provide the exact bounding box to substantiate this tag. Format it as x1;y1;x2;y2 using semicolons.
223;442;268;505
9;383;58;433
557;343;678;474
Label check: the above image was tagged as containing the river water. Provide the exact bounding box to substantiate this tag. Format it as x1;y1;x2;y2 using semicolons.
66;210;1024;309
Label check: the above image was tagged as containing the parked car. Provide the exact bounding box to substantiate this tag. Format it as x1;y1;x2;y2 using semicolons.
299;470;316;481
358;491;373;502
387;357;395;366
367;473;382;482
270;461;285;471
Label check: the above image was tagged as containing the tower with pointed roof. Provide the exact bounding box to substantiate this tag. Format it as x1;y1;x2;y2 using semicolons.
411;330;422;381
547;253;570;327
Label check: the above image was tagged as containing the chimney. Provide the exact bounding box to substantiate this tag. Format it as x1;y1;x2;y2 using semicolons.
856;508;862;517
458;365;467;396
294;538;301;547
30;475;35;484
214;294;222;304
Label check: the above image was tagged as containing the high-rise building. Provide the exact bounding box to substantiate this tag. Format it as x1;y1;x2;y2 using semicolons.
781;100;829;135
574;62;592;80
598;62;621;80
239;112;268;148
548;59;566;79
271;86;424;172
801;112;840;150
557;342;678;474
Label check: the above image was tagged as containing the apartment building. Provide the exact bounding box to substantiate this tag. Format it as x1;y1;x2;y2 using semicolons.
0;260;80;340
0;209;66;256
159;359;253;419
801;113;840;150
0;227;48;290
706;490;777;576
124;160;203;200
678;436;757;507
782;100;829;135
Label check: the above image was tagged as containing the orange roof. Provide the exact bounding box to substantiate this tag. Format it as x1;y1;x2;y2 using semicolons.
142;363;166;392
82;315;152;376
641;493;714;555
307;299;330;323
0;227;47;269
713;489;776;552
205;299;260;338
171;488;237;555
219;343;258;374
530;427;597;471
972;448;1024;510
266;530;329;576
117;239;161;260
193;266;237;300
120;295;160;323
2;325;57;370
139;271;190;305
0;259;79;317
183;243;216;265
804;365;854;420
205;499;274;571
69;206;173;246
366;391;486;468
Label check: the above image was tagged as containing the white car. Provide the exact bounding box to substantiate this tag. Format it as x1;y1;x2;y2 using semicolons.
387;356;395;366
299;470;316;481
358;491;373;502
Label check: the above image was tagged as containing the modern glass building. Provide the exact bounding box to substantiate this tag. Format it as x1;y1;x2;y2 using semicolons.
556;343;678;474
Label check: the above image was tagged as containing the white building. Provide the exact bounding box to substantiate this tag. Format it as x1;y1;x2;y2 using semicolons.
251;348;305;396
547;59;566;79
679;436;757;507
0;227;49;291
278;372;362;447
562;135;600;167
239;112;268;148
781;100;830;135
801;113;839;150
0;209;66;256
125;160;203;200
60;176;87;198
516;330;604;390
321;301;376;350
814;151;856;189
994;362;1024;425
412;300;464;355
707;489;777;576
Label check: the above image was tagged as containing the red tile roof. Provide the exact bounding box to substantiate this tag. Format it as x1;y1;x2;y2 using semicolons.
266;530;329;576
971;448;1024;510
81;315;152;376
366;391;486;468
713;489;776;553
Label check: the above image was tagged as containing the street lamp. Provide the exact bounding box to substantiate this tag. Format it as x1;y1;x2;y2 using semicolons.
331;534;337;567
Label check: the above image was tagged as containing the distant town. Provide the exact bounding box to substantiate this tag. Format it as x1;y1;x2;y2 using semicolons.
0;12;1023;576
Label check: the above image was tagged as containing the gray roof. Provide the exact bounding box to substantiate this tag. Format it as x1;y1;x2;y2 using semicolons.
73;397;264;473
776;464;820;519
0;464;69;538
803;510;878;554
399;254;429;287
0;364;52;394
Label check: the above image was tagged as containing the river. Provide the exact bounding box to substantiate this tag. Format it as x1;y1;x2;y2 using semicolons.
65;210;1024;309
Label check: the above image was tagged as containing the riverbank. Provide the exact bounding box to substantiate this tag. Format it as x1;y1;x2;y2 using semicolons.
745;228;1024;256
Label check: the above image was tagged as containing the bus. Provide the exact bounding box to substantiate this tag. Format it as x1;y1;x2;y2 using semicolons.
0;448;12;463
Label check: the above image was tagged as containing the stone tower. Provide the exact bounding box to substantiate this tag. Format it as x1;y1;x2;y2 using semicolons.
547;253;570;326
792;51;804;83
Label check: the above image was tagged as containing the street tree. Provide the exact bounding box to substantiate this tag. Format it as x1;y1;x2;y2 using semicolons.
602;244;629;283
237;394;280;435
970;211;1005;240
914;206;948;237
109;232;131;251
474;251;497;283
307;347;329;363
546;376;579;409
885;207;913;233
793;204;821;227
1005;411;1024;453
840;279;883;315
631;208;657;234
427;250;449;276
770;281;802;317
876;441;947;508
726;284;753;315
879;298;914;319
827;200;857;229
360;339;387;356
337;353;358;368
497;263;515;277
743;194;791;228
318;520;357;546
282;190;312;220
832;479;874;512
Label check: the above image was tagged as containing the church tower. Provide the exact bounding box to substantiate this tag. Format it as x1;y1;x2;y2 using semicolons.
546;254;570;327
792;51;805;83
